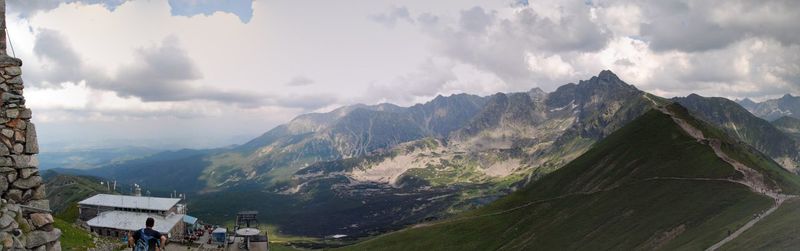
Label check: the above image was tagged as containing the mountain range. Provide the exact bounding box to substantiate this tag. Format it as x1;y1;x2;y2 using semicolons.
738;94;800;121
51;70;800;241
340;104;800;250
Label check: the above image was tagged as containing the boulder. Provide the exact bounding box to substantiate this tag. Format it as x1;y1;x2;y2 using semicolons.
19;168;37;179
12;155;37;168
19;109;31;119
30;213;54;229
26;229;61;249
12;143;23;154
0;129;12;138
6;189;21;202
12;176;41;190
4;66;21;76
46;240;61;251
6;109;18;118
0;213;14;229
6;76;21;85
0;175;8;192
0;158;12;167
25;123;38;154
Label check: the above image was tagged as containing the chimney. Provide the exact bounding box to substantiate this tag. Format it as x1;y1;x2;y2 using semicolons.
0;0;6;55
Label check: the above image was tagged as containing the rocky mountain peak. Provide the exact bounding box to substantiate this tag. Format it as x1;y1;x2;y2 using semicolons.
527;87;547;101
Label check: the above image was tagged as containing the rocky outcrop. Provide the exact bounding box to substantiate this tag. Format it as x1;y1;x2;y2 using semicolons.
0;49;60;250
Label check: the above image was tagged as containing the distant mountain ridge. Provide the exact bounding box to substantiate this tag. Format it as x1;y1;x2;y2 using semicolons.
738;94;800;121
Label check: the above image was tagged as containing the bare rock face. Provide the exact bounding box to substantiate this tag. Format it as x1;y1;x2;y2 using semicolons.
0;47;60;249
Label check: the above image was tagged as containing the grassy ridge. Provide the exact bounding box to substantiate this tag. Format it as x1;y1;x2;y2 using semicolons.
338;108;791;250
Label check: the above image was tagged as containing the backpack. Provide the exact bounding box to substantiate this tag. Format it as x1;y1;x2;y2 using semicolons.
134;229;155;251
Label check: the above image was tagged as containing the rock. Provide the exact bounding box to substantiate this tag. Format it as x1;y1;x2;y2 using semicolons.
6;189;21;202
12;176;41;190
1;94;22;106
22;189;32;201
26;229;61;249
7;171;16;183
0;158;12;167
6;76;21;85
0;138;11;148
46;240;61;251
19;168;37;179
0;176;8;192
14;131;25;142
12;155;37;168
5;109;18;118
0;83;7;92
0;232;12;249
0;144;8;156
14;120;26;130
30;213;54;229
0;129;12;138
32;185;46;200
12;144;23;154
0;55;22;67
33;244;46;251
25;123;38;154
0;213;13;228
4;66;21;76
19;109;31;119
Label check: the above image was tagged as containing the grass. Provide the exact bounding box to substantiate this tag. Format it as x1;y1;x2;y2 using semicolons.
337;108;790;250
722;198;800;250
54;217;95;250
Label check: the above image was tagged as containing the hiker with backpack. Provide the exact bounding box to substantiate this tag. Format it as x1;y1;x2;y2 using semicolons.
128;217;168;251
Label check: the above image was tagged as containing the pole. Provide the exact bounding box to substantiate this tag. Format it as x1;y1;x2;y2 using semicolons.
0;0;6;55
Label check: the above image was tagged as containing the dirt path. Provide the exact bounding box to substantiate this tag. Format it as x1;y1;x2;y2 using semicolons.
651;105;795;251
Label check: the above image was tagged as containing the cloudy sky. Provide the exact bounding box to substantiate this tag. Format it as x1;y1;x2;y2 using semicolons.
6;0;800;150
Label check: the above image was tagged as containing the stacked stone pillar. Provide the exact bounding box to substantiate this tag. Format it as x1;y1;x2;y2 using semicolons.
0;1;61;250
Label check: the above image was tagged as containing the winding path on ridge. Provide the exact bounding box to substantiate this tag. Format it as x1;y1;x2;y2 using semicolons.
652;103;797;251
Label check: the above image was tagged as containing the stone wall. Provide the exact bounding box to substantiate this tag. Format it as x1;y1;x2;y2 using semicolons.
0;54;61;250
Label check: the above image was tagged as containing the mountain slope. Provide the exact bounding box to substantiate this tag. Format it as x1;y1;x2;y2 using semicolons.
338;104;800;250
674;94;800;172
772;116;800;140
42;171;116;213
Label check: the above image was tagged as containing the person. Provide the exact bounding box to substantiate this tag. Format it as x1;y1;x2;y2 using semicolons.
128;217;168;251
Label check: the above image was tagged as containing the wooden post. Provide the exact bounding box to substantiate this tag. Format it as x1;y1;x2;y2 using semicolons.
0;0;6;55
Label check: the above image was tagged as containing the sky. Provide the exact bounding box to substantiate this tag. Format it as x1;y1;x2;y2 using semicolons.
5;0;800;150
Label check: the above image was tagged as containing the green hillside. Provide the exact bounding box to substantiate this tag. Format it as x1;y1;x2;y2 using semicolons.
338;105;800;250
43;171;116;213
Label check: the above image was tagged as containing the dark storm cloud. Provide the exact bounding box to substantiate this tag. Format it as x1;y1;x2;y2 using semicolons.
32;29;85;86
415;3;610;87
